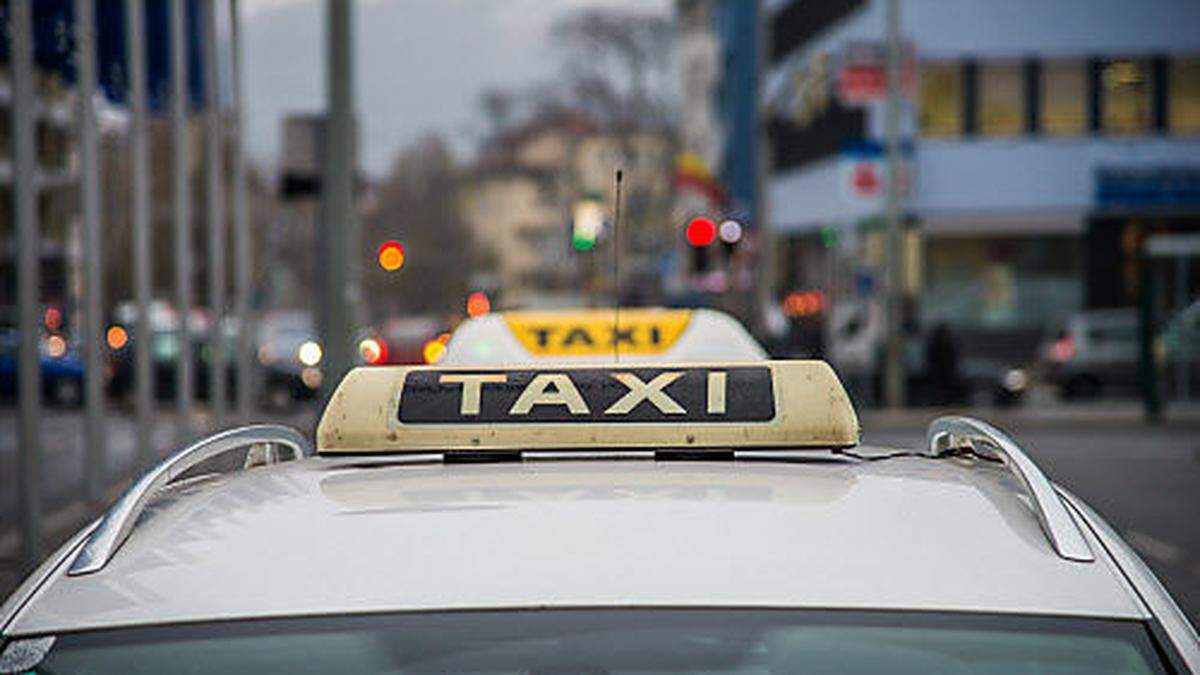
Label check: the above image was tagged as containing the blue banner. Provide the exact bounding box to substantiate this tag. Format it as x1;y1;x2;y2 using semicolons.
0;0;207;112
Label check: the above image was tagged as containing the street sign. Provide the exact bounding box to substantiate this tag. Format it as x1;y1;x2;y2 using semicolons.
836;40;916;106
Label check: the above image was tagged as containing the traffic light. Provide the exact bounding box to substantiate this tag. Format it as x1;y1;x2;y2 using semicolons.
573;199;603;252
466;291;491;318
685;217;716;273
377;240;405;271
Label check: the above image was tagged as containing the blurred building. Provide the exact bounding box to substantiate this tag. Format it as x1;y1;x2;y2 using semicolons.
460;113;673;308
0;69;79;316
763;0;1200;367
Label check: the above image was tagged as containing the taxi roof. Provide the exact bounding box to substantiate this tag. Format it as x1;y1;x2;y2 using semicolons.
440;307;767;365
6;452;1145;635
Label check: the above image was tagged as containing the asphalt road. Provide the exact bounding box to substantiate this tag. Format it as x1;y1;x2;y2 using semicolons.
2;400;1198;625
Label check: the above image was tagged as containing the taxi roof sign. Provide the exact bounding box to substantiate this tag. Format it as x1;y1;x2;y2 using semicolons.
317;360;859;454
440;308;767;366
503;308;692;357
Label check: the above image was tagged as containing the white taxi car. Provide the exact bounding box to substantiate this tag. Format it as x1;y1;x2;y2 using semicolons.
2;361;1197;673
439;307;767;365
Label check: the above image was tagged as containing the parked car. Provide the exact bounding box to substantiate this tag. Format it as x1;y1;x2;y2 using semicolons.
0;328;86;407
1039;309;1140;399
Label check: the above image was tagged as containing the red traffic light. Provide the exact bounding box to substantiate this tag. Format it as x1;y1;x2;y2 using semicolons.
466;291;491;318
685;217;717;247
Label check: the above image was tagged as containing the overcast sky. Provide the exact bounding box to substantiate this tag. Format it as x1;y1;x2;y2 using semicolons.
242;0;671;177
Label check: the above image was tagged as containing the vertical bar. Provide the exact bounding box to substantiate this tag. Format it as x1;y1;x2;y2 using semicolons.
882;0;906;408
1024;59;1040;135
320;0;359;393
12;0;42;567
1175;256;1189;402
961;60;977;136
77;0;107;502
170;0;194;439
203;0;227;427
1139;252;1162;423
753;0;773;338
230;0;253;422
127;0;154;464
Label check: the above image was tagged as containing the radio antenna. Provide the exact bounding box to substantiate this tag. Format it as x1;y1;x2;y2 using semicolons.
611;169;623;362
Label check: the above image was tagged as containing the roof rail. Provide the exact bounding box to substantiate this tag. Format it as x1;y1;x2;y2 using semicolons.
927;416;1094;563
68;425;311;576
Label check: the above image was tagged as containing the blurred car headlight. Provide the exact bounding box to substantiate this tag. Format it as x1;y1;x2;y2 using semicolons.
1003;368;1027;393
301;366;323;390
298;340;323;367
358;337;385;365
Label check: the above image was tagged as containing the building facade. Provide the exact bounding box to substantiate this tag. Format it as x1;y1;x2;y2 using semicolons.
766;0;1200;365
461;114;674;309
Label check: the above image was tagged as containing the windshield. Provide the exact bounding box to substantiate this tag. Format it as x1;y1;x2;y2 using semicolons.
4;609;1170;674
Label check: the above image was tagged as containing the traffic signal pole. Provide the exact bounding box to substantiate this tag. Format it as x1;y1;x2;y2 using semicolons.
319;0;360;391
882;0;907;409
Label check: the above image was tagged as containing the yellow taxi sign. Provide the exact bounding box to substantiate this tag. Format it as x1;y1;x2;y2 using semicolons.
503;308;692;357
316;360;859;454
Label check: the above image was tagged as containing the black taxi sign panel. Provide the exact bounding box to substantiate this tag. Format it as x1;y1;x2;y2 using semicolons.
399;367;773;424
317;360;859;453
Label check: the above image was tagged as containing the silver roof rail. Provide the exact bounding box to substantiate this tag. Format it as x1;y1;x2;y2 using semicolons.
927;416;1094;563
69;424;311;576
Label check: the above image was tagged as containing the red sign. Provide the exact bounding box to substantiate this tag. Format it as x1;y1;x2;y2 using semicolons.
851;162;882;198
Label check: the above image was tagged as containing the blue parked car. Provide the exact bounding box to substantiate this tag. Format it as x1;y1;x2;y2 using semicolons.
0;328;86;407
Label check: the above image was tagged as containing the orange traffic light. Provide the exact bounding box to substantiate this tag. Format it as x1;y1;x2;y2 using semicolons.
377;240;405;272
106;325;129;350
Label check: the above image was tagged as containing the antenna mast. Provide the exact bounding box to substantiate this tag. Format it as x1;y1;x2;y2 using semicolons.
612;169;624;362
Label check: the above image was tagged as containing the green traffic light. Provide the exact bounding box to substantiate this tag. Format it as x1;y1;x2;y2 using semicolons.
573;232;597;251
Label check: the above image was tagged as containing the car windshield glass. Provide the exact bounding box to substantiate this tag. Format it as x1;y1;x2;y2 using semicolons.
9;609;1169;674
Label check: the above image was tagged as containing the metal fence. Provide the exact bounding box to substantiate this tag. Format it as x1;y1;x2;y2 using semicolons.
6;0;253;569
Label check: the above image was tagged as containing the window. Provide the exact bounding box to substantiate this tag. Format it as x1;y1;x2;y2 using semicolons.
1169;57;1200;134
15;609;1174;674
920;62;963;137
1101;58;1154;134
1040;59;1087;136
979;61;1024;136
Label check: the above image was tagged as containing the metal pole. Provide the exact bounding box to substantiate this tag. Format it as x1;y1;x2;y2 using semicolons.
882;0;907;408
1175;256;1189;402
1139;252;1162;423
170;0;194;439
230;0;253;422
12;0;42;567
76;0;107;502
320;0;359;393
126;0;154;463
203;0;227;427
753;0;774;337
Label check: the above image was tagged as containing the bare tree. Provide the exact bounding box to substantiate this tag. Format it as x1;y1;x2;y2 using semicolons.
362;134;473;316
549;9;675;130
